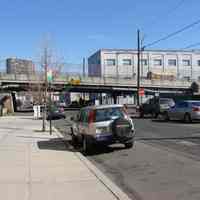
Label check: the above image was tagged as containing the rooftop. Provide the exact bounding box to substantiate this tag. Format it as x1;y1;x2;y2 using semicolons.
100;48;200;53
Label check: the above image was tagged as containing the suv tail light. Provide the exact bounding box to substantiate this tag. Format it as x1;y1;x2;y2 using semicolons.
88;110;95;124
192;107;200;112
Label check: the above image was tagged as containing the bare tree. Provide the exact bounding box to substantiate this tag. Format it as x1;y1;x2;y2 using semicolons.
30;36;64;131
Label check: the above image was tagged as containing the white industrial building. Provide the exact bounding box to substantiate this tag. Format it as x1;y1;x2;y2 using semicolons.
88;49;200;81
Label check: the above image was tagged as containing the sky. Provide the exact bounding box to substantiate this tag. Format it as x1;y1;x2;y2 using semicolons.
0;0;200;70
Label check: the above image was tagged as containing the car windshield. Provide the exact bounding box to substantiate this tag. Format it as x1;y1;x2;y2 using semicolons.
95;107;125;122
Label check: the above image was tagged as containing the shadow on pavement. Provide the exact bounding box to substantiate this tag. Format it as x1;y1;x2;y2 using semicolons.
137;136;200;141
83;144;126;157
37;136;128;156
37;138;76;152
17;135;53;140
19;117;37;120
38;125;129;156
0;126;25;131
15;110;33;113
152;119;200;124
136;116;153;119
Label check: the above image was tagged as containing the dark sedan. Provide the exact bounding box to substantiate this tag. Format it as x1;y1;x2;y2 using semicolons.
47;106;66;120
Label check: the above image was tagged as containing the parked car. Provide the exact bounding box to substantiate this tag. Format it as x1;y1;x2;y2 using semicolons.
67;100;93;109
139;97;175;118
70;104;135;154
67;101;81;109
163;100;200;122
47;105;66;120
55;101;67;108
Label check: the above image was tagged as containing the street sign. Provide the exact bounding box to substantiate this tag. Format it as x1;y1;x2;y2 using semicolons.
139;88;145;96
47;69;53;82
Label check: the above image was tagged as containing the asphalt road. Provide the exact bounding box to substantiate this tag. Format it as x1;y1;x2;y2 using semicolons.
41;112;200;199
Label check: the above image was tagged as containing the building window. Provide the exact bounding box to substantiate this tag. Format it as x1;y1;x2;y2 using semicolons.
105;59;116;66
168;59;177;66
182;59;191;66
197;60;200;66
122;59;132;65
141;59;147;65
154;59;162;66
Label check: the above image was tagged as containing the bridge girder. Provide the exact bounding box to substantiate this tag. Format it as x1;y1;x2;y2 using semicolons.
1;81;190;95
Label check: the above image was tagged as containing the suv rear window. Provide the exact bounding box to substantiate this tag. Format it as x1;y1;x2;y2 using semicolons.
160;99;175;107
191;102;200;106
94;107;125;122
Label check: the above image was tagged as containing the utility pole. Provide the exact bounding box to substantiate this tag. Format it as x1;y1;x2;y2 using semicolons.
49;81;52;135
82;58;86;100
83;58;86;77
42;47;48;132
137;29;141;106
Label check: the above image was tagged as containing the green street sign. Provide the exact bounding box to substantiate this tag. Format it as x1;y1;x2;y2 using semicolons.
47;69;53;82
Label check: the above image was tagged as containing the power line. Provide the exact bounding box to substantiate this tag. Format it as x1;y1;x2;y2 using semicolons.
146;0;186;30
182;42;200;50
167;0;186;16
144;18;200;48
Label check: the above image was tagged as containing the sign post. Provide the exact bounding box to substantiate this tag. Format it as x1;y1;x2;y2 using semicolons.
47;69;53;135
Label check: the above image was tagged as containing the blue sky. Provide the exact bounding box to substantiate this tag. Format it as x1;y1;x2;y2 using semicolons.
0;0;200;69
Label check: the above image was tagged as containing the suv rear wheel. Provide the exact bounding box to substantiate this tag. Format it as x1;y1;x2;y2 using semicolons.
163;111;169;121
83;136;93;155
184;113;192;123
124;141;133;149
71;128;79;148
152;112;158;118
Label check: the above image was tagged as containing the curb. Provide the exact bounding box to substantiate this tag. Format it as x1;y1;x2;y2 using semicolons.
75;152;131;200
52;126;132;200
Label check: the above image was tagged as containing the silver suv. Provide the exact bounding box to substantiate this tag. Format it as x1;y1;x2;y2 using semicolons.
70;104;135;154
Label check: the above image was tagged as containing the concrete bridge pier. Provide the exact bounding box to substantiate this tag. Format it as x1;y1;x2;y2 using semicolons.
11;92;17;112
112;93;117;104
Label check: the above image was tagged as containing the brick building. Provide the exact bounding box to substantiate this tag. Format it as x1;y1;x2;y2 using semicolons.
6;58;35;75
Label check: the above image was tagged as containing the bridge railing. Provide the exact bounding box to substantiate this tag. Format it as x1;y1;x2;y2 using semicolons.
76;76;192;88
0;72;193;88
141;79;192;88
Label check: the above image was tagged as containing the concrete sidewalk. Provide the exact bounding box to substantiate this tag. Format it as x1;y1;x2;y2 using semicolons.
0;116;131;200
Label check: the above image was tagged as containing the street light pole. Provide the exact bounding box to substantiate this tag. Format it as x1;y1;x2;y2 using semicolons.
49;82;52;135
42;47;48;132
137;29;141;106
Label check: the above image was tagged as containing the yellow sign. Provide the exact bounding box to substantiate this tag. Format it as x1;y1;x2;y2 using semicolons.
69;78;81;85
151;69;176;76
